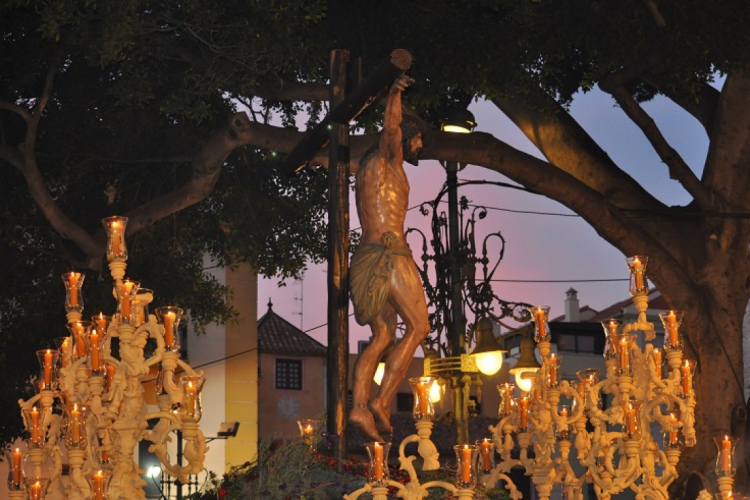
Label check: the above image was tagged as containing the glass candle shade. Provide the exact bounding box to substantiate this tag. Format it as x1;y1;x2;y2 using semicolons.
5;448;25;491
409;376;437;421
24;406;49;449
681;360;695;398
622;400;643;440
546;353;561;388
66;321;94;360
86;469;113;500
652;348;664;378
530;305;551;342
92;313;110;337
601;318;621;360
55;336;72;370
516;396;531;432
155;306;184;352
454;444;479;489
297;419;322;451
64;403;88;450
116;280;140;325
663;413;683;449
626;255;649;295
715;435;739;477
62;271;84;312
557;405;571;441
180;375;205;422
476;438;495;474
364;441;391;487
497;383;516;418
615;333;637;376
25;478;50;500
88;328;105;376
716;493;748;500
575;368;600;410
659;310;685;352
36;349;59;391
102;216;128;261
133;288;154;327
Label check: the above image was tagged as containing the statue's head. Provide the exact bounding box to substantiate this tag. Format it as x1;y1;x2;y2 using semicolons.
401;116;422;166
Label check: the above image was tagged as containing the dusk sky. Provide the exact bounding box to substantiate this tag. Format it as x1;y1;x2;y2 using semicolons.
258;82;713;352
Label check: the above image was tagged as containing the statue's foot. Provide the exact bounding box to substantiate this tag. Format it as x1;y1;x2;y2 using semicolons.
368;397;393;435
349;406;383;442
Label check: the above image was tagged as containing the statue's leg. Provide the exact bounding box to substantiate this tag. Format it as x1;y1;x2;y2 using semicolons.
349;311;394;442
370;257;430;431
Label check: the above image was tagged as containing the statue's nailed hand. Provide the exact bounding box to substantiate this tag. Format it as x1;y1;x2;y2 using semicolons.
391;74;415;93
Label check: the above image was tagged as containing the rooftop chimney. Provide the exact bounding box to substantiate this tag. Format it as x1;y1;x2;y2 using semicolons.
565;288;580;322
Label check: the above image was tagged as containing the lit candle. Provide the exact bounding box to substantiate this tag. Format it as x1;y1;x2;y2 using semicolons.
106;365;116;392
121;281;134;318
607;319;618;337
93;470;104;500
720;435;732;475
164;310;175;347
101;450;109;463
481;440;492;471
68;272;79;307
633;257;644;290
111;220;122;255
560;406;568;418
681;360;692;396
31;406;40;444
29;481;42;500
417;382;429;416
461;445;472;484
71;403;81;443
73;323;86;358
669;413;679;445
185;381;196;417
667;310;678;345
90;331;100;371
12;447;21;487
535;307;546;339
519;397;529;429
626;404;637;435
503;384;512;415
96;313;107;332
619;337;630;372
304;424;313;435
653;348;663;377
43;349;53;385
374;442;383;480
549;354;558;386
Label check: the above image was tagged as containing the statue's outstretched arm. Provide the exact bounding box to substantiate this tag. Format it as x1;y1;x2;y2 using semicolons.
380;75;413;167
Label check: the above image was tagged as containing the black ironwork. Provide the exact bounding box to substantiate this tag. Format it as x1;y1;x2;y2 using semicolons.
405;164;532;358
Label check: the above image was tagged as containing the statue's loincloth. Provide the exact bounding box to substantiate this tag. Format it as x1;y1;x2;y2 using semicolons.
350;232;412;325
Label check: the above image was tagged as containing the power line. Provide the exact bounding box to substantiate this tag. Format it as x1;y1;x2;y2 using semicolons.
489;278;628;283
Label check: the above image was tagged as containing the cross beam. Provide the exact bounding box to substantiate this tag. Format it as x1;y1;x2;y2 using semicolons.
282;49;412;175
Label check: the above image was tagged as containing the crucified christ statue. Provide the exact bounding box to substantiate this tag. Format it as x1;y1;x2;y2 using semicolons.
348;75;431;441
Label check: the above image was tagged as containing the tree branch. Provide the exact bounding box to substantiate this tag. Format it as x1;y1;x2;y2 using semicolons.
703;67;750;209
641;76;719;136
0;101;30;122
420;128;703;302
491;95;662;211
248;78;329;101
607;85;714;210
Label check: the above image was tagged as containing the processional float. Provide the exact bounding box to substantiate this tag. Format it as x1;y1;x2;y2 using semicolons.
7;216;207;500
345;255;709;500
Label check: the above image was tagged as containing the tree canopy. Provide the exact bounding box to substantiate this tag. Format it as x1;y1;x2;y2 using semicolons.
3;0;750;493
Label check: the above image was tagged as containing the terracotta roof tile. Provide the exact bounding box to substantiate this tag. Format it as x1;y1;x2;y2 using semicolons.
258;303;327;357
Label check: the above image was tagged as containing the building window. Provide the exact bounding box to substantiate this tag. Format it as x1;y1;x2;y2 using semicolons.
396;393;414;413
557;333;596;353
276;359;302;390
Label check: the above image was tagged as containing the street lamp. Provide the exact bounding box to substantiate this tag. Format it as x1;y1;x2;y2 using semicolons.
508;335;541;392
471;317;506;376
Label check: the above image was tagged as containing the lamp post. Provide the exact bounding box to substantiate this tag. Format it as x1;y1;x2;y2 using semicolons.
406;109;531;445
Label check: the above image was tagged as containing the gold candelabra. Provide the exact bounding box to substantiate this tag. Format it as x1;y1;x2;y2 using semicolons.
9;216;207;500
490;255;696;500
